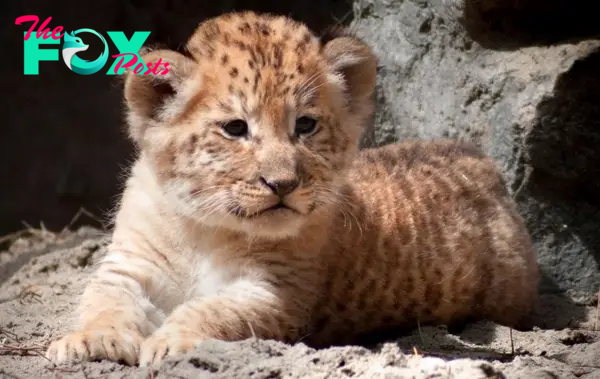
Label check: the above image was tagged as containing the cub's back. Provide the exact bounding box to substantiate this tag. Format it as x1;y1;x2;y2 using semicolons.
306;140;538;346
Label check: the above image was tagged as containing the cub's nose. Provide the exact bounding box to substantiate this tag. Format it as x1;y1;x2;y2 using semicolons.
260;177;299;197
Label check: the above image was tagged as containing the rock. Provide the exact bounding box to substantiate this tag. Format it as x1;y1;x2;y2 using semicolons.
352;0;600;301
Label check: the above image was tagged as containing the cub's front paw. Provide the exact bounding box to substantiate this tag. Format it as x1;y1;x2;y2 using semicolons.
45;327;143;365
139;326;204;367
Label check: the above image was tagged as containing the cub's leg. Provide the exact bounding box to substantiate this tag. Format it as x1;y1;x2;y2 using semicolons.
138;276;297;367
46;249;165;365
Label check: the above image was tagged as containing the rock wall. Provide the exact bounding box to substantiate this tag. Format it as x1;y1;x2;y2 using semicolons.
353;0;600;301
3;0;600;300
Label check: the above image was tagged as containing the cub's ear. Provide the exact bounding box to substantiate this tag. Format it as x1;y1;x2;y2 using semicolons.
123;49;198;143
320;27;378;122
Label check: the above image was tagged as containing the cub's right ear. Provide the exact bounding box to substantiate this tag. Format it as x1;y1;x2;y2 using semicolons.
123;49;198;144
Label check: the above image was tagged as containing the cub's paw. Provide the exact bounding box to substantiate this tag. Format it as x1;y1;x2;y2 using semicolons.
139;326;204;367
45;327;143;365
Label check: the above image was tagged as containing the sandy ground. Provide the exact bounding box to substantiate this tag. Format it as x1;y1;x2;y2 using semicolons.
1;227;600;379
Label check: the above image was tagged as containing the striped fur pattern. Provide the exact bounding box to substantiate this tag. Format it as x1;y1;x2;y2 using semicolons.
45;11;538;367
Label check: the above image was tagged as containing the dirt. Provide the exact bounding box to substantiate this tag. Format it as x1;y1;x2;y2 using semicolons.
1;228;600;379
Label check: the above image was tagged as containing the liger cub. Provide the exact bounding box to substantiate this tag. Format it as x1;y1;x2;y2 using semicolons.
46;11;538;367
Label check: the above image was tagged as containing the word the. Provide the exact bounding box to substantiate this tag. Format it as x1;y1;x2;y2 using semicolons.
15;15;169;75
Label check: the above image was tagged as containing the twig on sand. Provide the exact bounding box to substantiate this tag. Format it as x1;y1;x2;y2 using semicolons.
0;284;46;306
0;343;47;356
247;322;257;341
0;230;36;246
0;225;54;248
595;290;600;331
247;321;261;351
509;327;515;356
0;206;105;250
17;285;43;305
60;207;105;235
0;327;78;374
417;319;425;346
0;327;19;341
0;326;49;358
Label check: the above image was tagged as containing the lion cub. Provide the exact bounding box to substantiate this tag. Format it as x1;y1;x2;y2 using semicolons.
46;11;538;367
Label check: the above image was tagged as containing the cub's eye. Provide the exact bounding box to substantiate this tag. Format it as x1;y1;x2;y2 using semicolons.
222;120;248;137
295;117;317;136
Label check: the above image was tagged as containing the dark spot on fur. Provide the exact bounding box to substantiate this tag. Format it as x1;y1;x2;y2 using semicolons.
229;67;239;78
205;47;215;59
297;63;304;74
256;46;266;67
239;22;251;35
228;84;234;93
257;23;271;36
248;59;255;69
303;32;312;44
221;54;229;65
222;33;231;46
243;77;249;84
253;71;261;92
273;44;283;69
234;40;247;51
203;21;220;41
218;101;233;113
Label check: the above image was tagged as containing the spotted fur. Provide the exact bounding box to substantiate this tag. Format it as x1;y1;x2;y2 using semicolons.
46;11;538;367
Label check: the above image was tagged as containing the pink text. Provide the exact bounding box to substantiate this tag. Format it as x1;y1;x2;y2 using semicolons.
15;15;64;41
112;53;171;75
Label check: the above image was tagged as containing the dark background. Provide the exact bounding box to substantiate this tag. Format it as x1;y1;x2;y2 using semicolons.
2;0;354;235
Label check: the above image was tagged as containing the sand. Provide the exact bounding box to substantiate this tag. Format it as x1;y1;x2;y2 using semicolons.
1;227;600;379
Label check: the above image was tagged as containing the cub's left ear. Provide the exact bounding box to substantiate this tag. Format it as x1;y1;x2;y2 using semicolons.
320;27;378;120
123;49;198;144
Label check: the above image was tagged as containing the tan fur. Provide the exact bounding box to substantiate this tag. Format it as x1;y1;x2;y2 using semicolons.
46;11;538;367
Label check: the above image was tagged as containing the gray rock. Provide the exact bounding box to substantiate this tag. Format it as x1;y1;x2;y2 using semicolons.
352;0;600;301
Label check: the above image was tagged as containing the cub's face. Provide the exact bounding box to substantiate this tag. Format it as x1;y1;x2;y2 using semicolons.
124;12;377;238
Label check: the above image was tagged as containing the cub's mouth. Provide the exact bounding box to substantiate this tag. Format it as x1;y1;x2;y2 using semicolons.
231;202;300;219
